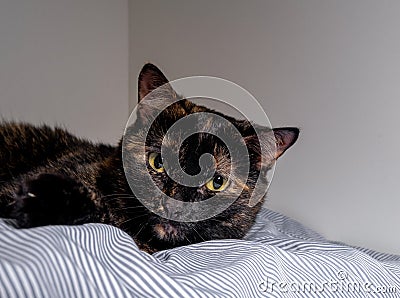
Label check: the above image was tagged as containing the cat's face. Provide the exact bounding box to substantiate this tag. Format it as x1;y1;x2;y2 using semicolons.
118;64;298;252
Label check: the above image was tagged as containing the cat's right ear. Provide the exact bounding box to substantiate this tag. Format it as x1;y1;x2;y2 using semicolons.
136;63;178;124
138;63;175;102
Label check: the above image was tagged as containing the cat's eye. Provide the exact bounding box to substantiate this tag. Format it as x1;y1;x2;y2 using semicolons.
148;152;164;173
205;175;228;191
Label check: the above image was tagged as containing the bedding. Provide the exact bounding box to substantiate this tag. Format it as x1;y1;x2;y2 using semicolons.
0;208;399;298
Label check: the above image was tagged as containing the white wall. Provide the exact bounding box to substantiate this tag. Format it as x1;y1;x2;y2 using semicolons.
0;0;129;144
131;0;400;254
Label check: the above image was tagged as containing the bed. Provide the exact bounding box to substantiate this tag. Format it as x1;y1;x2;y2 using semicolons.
0;208;399;298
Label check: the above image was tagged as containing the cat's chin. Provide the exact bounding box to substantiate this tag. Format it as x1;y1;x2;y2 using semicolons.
153;220;183;242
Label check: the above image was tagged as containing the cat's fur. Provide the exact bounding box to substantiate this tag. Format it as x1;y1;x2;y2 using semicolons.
0;64;299;253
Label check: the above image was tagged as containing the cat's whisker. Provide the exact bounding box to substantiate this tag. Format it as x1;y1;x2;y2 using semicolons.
191;226;206;242
118;213;149;226
112;209;148;219
100;194;130;198
113;206;146;212
99;193;135;200
100;196;137;203
134;222;147;238
184;235;193;245
147;235;155;244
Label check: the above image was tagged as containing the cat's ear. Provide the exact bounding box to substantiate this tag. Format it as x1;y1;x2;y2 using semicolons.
244;126;299;166
138;63;174;102
136;63;178;124
272;127;299;159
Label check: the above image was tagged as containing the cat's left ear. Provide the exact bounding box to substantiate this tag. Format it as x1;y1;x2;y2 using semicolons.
273;127;299;159
138;63;176;102
245;127;299;164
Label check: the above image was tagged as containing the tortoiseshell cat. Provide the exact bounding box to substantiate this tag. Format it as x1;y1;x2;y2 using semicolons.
0;64;299;253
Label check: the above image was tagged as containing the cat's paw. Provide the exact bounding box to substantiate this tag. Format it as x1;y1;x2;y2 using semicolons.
13;173;97;228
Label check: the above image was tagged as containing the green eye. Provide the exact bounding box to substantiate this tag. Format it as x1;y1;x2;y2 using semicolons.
148;153;164;173
205;175;228;191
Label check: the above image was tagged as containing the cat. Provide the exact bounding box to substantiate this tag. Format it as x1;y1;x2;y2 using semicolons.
0;63;299;253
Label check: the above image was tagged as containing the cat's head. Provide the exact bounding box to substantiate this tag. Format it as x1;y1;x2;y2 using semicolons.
119;64;298;252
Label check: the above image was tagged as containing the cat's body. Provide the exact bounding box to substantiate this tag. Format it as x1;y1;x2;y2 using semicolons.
0;64;299;253
0;122;117;224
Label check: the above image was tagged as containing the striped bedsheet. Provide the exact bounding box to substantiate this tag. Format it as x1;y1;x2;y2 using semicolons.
0;208;399;298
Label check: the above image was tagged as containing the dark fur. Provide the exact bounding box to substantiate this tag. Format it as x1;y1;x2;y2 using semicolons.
0;64;299;253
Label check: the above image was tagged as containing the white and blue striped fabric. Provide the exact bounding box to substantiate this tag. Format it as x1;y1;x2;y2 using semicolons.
0;208;399;298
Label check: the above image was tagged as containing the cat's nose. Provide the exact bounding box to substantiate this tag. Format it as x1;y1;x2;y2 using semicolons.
158;196;182;218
